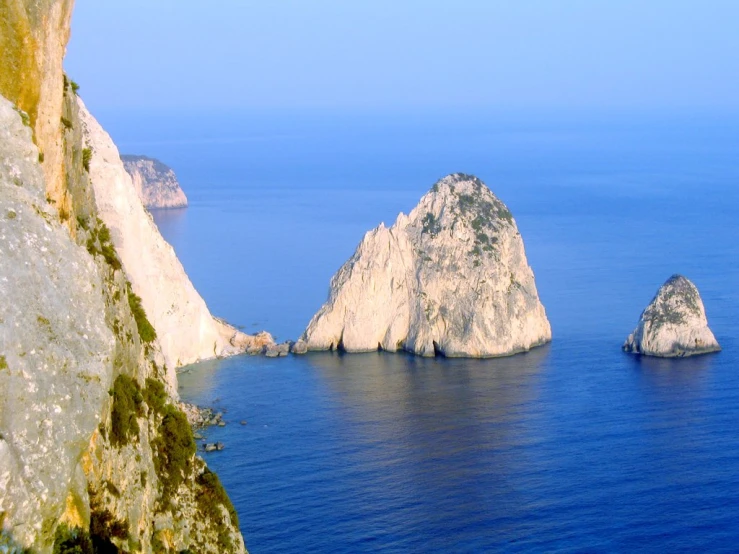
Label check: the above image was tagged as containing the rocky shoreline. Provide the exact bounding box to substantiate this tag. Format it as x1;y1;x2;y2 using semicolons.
179;401;230;452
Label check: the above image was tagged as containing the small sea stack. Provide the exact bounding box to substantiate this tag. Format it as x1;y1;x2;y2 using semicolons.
623;274;720;357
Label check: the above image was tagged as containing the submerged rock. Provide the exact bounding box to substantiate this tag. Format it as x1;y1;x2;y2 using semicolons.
623;275;720;357
121;154;188;209
265;342;290;358
290;339;308;355
302;173;552;357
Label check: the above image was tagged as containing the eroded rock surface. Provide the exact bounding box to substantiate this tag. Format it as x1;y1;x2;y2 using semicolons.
303;173;552;357
0;93;113;552
122;155;188;209
623;274;720;357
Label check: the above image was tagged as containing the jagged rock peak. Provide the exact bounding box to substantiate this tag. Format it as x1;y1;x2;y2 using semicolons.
121;154;188;209
302;173;552;358
623;274;720;357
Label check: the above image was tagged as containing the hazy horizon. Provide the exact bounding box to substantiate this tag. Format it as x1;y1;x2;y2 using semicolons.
66;1;739;115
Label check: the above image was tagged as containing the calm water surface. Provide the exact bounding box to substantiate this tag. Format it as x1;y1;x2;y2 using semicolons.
102;109;739;552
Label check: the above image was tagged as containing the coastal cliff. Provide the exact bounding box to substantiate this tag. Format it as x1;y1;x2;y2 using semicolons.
623;275;720;357
303;173;552;357
0;1;247;551
122;155;188;209
79;98;268;378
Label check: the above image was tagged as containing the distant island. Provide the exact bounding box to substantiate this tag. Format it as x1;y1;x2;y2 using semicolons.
121;154;188;209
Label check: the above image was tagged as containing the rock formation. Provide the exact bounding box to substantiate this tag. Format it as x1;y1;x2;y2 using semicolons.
303;173;552;357
0;1;248;552
623;275;720;357
122;155;188;209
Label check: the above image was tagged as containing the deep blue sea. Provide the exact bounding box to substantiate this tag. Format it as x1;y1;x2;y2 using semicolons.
99;108;739;552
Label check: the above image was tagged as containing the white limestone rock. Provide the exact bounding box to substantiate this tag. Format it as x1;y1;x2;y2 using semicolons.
78;99;267;374
623;275;720;357
303;173;552;357
0;95;114;550
121;155;188;209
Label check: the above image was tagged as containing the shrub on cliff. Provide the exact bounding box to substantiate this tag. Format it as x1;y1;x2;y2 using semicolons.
153;404;195;501
53;524;93;554
110;375;143;447
85;221;122;271
144;377;166;414
196;467;240;550
127;288;156;343
82;147;92;171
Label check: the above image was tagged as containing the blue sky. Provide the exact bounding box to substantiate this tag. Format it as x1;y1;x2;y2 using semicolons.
66;1;739;113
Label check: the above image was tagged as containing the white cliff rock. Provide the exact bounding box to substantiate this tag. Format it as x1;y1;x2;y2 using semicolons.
303;173;552;357
1;4;245;550
0;95;113;551
121;155;188;209
623;274;720;357
78;98;267;374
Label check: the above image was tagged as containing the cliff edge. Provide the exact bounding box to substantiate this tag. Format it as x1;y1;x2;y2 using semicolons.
303;173;552;357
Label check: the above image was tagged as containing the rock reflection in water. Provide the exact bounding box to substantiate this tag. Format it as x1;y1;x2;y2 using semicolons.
305;347;551;545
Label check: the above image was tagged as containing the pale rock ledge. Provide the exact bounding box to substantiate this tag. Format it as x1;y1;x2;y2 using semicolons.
302;173;552;357
623;274;720;357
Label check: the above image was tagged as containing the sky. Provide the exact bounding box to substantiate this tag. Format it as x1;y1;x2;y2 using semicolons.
65;0;739;113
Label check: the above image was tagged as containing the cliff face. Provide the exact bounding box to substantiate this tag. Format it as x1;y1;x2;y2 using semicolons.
121;155;188;209
79;99;263;376
303;174;552;357
0;1;246;552
623;275;720;357
0;94;114;551
0;92;245;554
0;0;75;215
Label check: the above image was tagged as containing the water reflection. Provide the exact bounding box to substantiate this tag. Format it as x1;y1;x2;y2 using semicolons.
305;348;552;540
150;207;187;242
307;347;551;427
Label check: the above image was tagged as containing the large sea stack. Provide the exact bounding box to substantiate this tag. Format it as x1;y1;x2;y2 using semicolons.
303;173;552;357
623;274;720;357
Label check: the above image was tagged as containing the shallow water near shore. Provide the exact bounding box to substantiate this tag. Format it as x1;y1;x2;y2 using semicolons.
104;108;738;552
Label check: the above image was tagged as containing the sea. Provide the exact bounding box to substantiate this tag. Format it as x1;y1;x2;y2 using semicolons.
97;107;739;553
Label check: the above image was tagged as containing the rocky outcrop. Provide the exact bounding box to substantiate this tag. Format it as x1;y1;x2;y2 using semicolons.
303;173;552;357
122;155;188;209
79;98;268;377
623;275;720;357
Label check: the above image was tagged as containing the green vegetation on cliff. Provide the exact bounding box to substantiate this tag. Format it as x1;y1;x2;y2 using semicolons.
153;405;196;500
127;287;156;343
85;219;122;271
196;467;241;550
110;375;143;447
